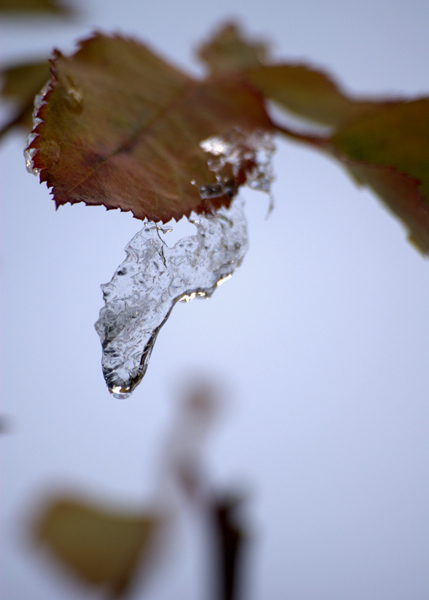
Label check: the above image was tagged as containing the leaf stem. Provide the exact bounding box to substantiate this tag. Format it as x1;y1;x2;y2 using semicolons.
271;119;330;150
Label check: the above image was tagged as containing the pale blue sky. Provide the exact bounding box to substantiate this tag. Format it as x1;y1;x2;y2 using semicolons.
2;1;429;598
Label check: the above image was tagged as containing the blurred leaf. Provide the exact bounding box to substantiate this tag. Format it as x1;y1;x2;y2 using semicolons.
331;99;429;252
245;65;400;128
0;60;50;139
27;33;272;223
35;495;159;598
0;0;72;15
198;22;268;74
332;99;429;198
341;161;429;253
200;24;429;252
199;23;400;128
1;61;50;99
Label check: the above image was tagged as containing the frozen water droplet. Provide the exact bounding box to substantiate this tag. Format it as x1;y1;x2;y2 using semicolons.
33;80;52;122
24;79;53;176
24;147;40;175
198;128;275;203
110;387;132;400
95;197;248;398
64;77;84;113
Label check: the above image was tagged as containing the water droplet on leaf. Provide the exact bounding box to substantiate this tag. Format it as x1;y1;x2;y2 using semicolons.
198;127;275;203
63;76;84;113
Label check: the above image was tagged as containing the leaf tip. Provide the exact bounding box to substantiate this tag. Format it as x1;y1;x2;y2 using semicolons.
198;21;270;74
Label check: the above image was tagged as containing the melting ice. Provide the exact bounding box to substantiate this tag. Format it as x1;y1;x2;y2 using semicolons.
95;128;275;398
198;128;275;200
95;198;248;398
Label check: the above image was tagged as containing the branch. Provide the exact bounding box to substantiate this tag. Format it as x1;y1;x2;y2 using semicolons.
271;119;330;150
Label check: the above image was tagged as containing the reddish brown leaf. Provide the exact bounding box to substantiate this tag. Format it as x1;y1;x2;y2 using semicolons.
28;33;272;223
199;24;429;252
245;65;400;128
1;60;51;100
332;99;429;200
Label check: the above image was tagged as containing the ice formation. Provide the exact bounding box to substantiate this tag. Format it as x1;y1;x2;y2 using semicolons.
95;128;275;398
95;198;248;398
78;128;276;398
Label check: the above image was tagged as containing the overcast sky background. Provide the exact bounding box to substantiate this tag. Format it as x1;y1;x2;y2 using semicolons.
2;0;429;599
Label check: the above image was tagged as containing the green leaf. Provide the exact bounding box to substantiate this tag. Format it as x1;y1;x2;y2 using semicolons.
331;99;429;252
332;99;429;200
27;33;272;223
0;60;51;139
35;495;159;597
0;0;72;15
199;23;400;128
342;161;429;253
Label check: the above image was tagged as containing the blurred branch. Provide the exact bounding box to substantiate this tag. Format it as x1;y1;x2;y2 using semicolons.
210;493;247;600
0;0;75;16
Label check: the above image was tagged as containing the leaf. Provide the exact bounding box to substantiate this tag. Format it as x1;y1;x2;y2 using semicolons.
200;24;429;252
330;99;429;252
27;33;272;223
0;0;72;15
198;23;401;128
0;60;51;139
27;23;429;252
197;22;269;74
35;494;159;598
342;161;429;253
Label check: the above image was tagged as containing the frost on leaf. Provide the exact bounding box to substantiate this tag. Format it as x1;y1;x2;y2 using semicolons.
35;495;158;596
331;99;429;253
